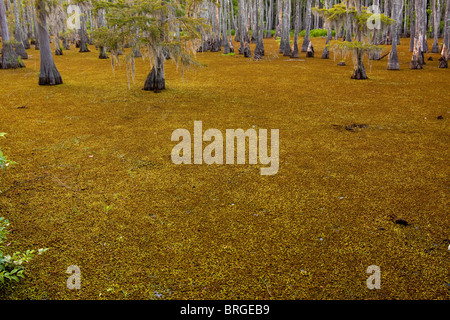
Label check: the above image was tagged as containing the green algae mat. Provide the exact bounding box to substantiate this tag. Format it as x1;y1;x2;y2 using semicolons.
0;38;448;300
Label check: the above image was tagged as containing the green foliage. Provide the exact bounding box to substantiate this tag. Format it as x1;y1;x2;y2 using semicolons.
327;40;383;53
315;2;394;41
92;0;208;81
314;3;349;22
298;28;336;37
0;217;48;284
326;40;383;64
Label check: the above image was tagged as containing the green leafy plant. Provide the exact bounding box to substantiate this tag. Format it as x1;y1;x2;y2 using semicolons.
0;217;49;284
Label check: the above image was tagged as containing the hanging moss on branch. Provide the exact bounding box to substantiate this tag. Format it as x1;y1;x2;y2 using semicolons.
91;0;207;92
327;40;382;78
316;2;393;79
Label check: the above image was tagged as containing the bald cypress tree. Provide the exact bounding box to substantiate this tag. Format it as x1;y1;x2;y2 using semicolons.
431;0;442;53
388;0;402;70
36;0;62;85
94;0;204;92
291;0;300;58
0;0;25;69
12;0;28;59
254;0;265;59
301;0;312;52
410;0;426;69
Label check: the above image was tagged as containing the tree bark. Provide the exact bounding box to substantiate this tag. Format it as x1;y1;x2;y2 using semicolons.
411;0;425;69
321;0;331;59
431;0;441;53
37;0;62;85
0;0;25;69
409;0;415;51
291;0;300;58
281;0;291;56
254;0;265;58
275;0;282;38
31;0;39;50
306;41;314;57
211;0;221;52
78;6;90;52
388;0;400;70
351;48;368;79
301;0;312;52
12;0;28;59
222;0;231;54
443;0;450;50
143;54;165;92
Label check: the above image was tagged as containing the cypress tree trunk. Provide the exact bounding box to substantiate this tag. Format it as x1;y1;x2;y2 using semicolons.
291;0;300;58
411;0;425;69
278;0;285;53
222;0;231;54
301;0;312;52
439;45;448;67
382;0;390;44
143;54;165;92
54;36;63;55
12;0;28;59
238;0;244;53
409;0;415;51
0;0;25;69
345;9;352;42
229;0;237;40
264;0;273;38
22;1;31;49
37;0;62;85
321;34;331;59
431;0;441;53
226;0;234;52
275;0;282;38
351;4;367;79
238;0;250;57
281;0;291;56
31;0;39;50
211;0;221;52
78;6;90;53
306;41;314;57
132;45;141;58
422;0;429;53
388;0;400;70
99;46;108;59
439;0;450;67
444;0;450;50
250;0;257;43
351;48;368;79
369;0;380;60
321;0;331;59
254;0;264;58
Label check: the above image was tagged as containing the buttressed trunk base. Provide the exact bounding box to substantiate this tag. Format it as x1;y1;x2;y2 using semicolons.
1;43;25;69
351;49;368;79
143;57;165;93
37;7;62;86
